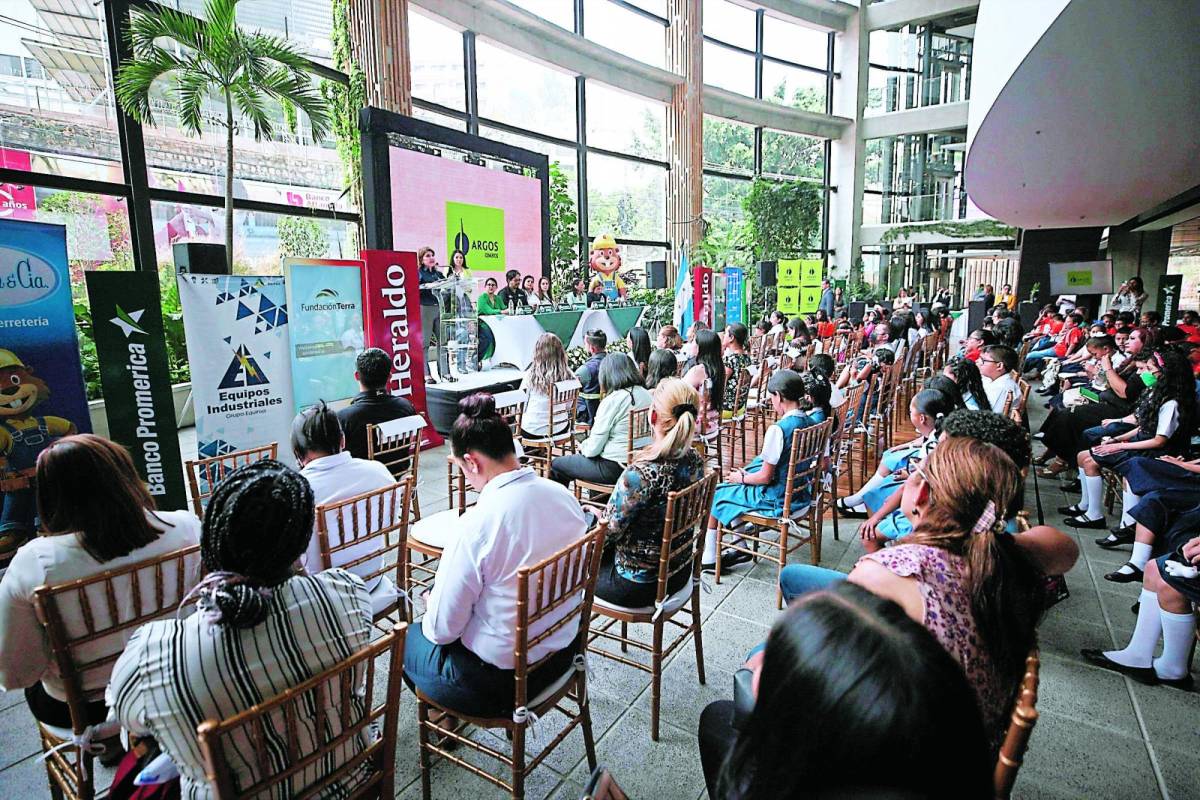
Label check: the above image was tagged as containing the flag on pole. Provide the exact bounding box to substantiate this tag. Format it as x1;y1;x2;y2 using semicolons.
672;247;693;337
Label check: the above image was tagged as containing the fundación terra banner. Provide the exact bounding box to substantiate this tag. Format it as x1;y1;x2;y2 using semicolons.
85;271;187;511
178;274;296;463
446;201;506;272
0;219;91;557
360;249;442;448
283;258;365;412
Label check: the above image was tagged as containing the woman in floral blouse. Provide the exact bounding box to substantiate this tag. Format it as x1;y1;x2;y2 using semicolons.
599;378;706;607
721;323;752;418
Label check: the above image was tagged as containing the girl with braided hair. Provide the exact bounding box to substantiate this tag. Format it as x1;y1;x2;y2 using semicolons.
107;459;374;800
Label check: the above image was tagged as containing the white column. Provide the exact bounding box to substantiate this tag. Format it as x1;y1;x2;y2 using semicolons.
828;10;867;283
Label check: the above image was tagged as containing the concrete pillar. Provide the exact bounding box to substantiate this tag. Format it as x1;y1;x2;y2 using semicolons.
347;0;413;114
1015;227;1104;311
1106;223;1172;312
828;9;867;283
666;0;703;277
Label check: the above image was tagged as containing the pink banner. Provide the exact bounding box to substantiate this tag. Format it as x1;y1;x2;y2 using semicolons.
360;249;442;448
693;265;713;329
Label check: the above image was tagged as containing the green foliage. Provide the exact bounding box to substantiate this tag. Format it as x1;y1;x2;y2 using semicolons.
278;215;330;258
73;301;101;401
742;177;822;260
846;278;885;303
1029;282;1041;303
548;161;580;296
878;219;1016;245
323;0;367;210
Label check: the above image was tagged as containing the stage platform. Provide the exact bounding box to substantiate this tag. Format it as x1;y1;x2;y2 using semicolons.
424;368;524;434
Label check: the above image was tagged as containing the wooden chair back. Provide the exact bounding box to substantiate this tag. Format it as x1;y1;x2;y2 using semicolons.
186;443;278;514
779;419;834;519
314;478;414;621
549;379;582;438
366;415;427;482
652;474;719;605
994;650;1041;799
493;388;528;436
626;405;654;460
197;623;408;800
514;524;607;713
725;366;752;418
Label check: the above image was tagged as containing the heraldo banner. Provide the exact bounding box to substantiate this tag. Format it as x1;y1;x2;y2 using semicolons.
178;275;296;463
0;219;91;559
360;249;442;447
85;271;187;511
283;258;365;412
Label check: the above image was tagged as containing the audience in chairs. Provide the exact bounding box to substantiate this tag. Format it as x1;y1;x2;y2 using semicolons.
107;460;374;798
943;355;988;411
337;347;418;460
597;378;705;607
683;328;728;437
698;582;992;800
403;393;589;717
0;434;201;733
720;324;751;418
645;348;679;389
521;333;576;438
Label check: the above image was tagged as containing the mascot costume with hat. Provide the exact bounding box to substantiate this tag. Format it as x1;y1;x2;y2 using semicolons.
588;233;627;301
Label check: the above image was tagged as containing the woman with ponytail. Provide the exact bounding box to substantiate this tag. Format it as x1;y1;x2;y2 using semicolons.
598;378;706;607
107;459;374;798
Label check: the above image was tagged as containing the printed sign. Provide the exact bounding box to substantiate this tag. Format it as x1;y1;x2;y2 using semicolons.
1066;270;1093;288
692;265;713;329
724;267;745;326
360;250;442;447
178;275;296;463
777;259;803;287
1157;274;1183;328
1049;260;1113;295
800;286;822;314
283;258;365;412
778;286;800;315
799;259;823;287
446;201;506;272
0;220;91;558
86;272;187;510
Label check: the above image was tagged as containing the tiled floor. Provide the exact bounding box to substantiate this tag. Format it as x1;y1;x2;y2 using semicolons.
2;407;1198;799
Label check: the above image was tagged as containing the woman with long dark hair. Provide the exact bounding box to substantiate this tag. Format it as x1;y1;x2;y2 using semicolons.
645;348;678;389
944;355;987;411
626;326;652;377
698;582;991;800
684;328;727;436
0;435;201;731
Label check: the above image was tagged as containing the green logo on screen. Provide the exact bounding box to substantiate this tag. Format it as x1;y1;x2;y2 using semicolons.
446;201;505;271
1066;270;1093;287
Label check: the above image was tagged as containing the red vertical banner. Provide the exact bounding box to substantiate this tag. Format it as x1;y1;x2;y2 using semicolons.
693;265;713;329
360;249;443;447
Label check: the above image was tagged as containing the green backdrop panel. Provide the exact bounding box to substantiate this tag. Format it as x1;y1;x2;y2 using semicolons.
799;259;824;287
799;286;821;314
779;286;800;315
534;310;584;344
607;306;645;338
777;259;803;287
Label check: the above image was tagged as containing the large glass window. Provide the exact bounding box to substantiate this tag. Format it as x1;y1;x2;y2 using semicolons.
703;42;756;96
587;153;666;242
703;175;751;230
763;16;829;69
584;0;666;69
762;61;826;112
703;116;754;174
702;0;757;51
507;0;575;30
475;41;577;140
867;25;972;115
762;131;824;179
409;10;467;111
586;81;665;160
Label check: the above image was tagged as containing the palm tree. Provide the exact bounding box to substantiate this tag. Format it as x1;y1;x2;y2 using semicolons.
115;0;331;272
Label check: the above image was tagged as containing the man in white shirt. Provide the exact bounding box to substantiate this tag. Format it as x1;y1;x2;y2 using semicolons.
293;403;398;611
404;394;589;717
978;344;1021;414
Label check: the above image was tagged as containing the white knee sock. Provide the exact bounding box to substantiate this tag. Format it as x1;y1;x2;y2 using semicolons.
1104;589;1161;668
1111;542;1153;576
1153;609;1195;680
703;528;718;563
1120;489;1140;528
1082;475;1105;520
844;472;887;507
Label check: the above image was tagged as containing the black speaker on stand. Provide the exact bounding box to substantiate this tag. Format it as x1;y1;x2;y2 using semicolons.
173;242;228;274
758;260;777;321
645;260;668;290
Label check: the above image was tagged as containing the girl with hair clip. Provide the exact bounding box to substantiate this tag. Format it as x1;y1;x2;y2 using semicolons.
943;356;986;410
107;460;374;799
597;378;706;607
1062;348;1197;533
683;328;728;437
702;370;831;573
519;333;575;438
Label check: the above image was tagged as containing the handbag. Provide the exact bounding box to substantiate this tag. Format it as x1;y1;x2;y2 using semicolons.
731;667;755;732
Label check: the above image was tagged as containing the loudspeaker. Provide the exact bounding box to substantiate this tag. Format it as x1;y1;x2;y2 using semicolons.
173;242;228;274
848;301;867;321
758;260;777;287
966;300;987;334
1018;301;1040;331
645;260;668;290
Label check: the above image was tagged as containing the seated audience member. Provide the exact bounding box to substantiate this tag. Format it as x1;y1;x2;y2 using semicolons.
703;371;831;572
404;394;589;716
1022;312;1085;374
721;323;752;417
476;276;505;316
107;460;373;798
551;354;652;487
786;317;810;348
997;283;1018;311
698;583;992;800
944;355;988;411
683;328;728;436
337;347;418;461
574;329;607;425
295;403;398;610
657;324;684;353
0;435;201;732
835;328;896;390
1061;349;1196;530
497;269;529;310
521;333;575;438
808;353;846;410
961;328;995;363
598;379;706;607
978;344;1020;414
627;326;652;378
1140;309;1161;330
814;309;835;340
645;348;679;389
1093;453;1200;563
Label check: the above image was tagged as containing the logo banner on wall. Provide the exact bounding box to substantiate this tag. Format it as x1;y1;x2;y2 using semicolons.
283;258;365;412
0;219;91;555
1157;274;1183;328
178;275;296;463
693;265;713;329
446;201;506;272
85;271;187;511
724;267;745;326
360;250;443;447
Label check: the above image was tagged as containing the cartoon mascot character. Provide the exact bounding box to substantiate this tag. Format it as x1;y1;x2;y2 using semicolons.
0;349;77;555
588;233;626;301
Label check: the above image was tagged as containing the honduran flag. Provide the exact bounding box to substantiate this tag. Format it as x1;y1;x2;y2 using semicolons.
672;248;694;338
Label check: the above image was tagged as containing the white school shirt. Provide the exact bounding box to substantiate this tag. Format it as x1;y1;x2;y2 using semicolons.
0;509;201;702
829;383;847;410
1156;400;1180;438
301;452;398;593
423;467;588;669
520;376;569;437
760;409;805;466
982;373;1020;414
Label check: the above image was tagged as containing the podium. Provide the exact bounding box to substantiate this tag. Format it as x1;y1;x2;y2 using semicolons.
430;276;480;382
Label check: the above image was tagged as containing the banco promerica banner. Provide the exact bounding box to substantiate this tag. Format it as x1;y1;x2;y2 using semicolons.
86;271;187;510
0;219;91;558
178;274;296;463
283;258;365;412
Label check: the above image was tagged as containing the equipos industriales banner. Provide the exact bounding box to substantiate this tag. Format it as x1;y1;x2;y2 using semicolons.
283;258;365;413
178;274;296;463
0;219;91;555
86;271;187;511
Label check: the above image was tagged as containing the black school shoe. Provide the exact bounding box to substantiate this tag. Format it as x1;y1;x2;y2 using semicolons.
1103;562;1144;583
1096;527;1135;549
1065;514;1108;530
1057;503;1087;516
702;550;753;573
1081;649;1157;684
1061;478;1081;494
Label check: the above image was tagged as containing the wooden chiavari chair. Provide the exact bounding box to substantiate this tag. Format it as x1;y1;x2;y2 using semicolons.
574;405;654;511
581;766;629;800
720;366;753;467
185;443;277;514
827;381;867;541
519;379;581;477
367;415;427;518
993;651;1041;799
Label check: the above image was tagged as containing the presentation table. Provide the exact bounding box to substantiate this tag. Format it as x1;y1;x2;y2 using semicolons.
480;305;645;370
